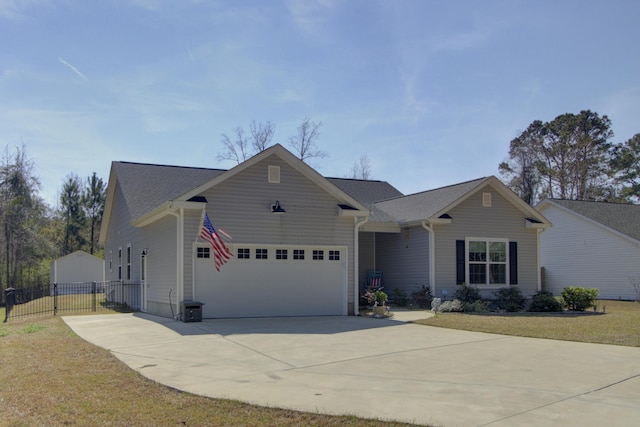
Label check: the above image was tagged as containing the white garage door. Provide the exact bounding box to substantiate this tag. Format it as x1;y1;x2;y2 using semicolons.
194;244;347;318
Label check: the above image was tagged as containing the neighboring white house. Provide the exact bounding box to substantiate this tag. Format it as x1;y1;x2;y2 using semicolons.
50;250;105;284
537;199;640;301
99;144;551;319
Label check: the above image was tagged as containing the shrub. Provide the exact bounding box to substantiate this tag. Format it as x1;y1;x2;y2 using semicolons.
528;290;563;312
494;287;526;312
437;299;464;312
375;290;388;306
391;288;408;306
463;300;490;313
561;286;599;311
411;285;433;309
454;284;481;304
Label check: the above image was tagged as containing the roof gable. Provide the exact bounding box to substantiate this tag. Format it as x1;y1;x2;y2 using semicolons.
178;144;369;212
375;176;550;226
538;199;640;242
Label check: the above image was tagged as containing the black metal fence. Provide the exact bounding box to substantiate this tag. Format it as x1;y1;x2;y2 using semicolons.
3;281;141;322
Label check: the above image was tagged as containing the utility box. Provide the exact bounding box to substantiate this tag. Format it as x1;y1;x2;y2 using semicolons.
181;301;204;323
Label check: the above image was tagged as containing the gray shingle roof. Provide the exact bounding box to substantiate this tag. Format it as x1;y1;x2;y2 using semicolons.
375;177;487;223
327;178;404;222
548;199;640;242
113;162;225;221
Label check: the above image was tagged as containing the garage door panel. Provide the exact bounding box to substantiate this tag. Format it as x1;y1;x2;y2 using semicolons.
194;245;346;318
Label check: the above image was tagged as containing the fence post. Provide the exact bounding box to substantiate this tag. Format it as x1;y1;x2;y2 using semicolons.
92;281;97;312
53;283;58;316
4;288;16;322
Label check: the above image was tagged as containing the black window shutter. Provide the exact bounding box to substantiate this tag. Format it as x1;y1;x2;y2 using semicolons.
509;241;518;285
456;240;465;284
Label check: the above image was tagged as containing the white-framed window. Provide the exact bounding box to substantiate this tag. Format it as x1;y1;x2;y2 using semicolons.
237;248;250;259
313;250;324;260
293;249;304;260
329;250;340;261
276;249;288;260
466;238;508;285
118;247;122;280
126;245;131;280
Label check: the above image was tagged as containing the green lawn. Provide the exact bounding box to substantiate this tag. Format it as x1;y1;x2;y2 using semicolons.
415;299;640;347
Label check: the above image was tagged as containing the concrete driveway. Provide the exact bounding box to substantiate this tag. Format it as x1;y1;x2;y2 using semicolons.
64;312;640;427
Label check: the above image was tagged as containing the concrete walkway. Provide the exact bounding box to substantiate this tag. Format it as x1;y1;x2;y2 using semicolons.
64;312;640;427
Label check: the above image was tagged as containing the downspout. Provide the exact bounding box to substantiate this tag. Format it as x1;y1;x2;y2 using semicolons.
421;221;436;297
354;216;369;316
167;208;184;319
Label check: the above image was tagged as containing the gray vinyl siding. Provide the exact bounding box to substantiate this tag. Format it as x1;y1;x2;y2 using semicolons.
358;232;375;290
540;205;640;300
433;184;539;298
195;155;357;312
103;182;143;282
375;227;429;297
142;215;177;307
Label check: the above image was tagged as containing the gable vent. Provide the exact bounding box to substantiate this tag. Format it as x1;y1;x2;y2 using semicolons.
483;192;492;207
268;165;280;183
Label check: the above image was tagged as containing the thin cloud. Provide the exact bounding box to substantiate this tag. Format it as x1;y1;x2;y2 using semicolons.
58;57;88;80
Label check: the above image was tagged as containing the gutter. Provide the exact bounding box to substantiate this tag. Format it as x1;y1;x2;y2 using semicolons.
421;221;436;297
354;216;369;315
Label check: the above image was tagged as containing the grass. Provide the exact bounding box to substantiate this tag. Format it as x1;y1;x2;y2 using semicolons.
0;311;418;427
415;299;640;347
2;300;638;426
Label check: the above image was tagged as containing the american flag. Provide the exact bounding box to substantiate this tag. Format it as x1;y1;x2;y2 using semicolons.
200;213;233;272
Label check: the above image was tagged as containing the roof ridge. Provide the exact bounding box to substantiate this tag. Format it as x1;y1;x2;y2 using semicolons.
391;176;487;199
116;161;227;172
549;198;639;207
326;177;389;184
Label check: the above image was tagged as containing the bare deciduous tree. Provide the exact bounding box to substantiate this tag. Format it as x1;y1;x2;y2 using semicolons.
217;126;251;165
250;120;275;153
288;117;327;163
349;155;372;180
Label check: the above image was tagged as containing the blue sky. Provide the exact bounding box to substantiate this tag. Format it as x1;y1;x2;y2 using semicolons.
1;0;638;207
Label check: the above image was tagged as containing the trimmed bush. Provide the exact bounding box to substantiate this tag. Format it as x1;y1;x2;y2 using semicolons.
561;286;599;311
437;299;464;312
528;290;563;312
494;287;526;312
463;300;490;313
454;284;481;304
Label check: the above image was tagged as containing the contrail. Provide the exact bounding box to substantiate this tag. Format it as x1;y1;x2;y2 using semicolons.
58;57;88;80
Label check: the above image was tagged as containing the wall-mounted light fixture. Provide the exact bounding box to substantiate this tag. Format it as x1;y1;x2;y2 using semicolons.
271;200;286;214
141;248;148;256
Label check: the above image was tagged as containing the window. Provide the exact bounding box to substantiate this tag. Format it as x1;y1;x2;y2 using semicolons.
118;248;122;280
197;247;210;259
313;250;324;260
256;248;268;259
109;250;113;272
126;245;131;280
329;250;340;261
293;249;304;260
237;248;250;259
276;249;288;260
466;239;507;285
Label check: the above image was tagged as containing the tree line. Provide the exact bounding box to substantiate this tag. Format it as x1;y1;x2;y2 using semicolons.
499;110;639;205
0;145;106;300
